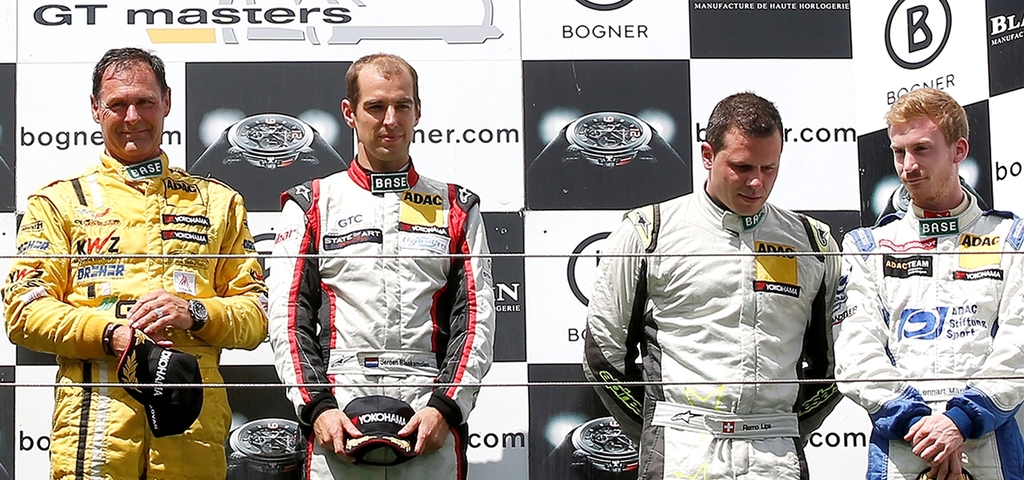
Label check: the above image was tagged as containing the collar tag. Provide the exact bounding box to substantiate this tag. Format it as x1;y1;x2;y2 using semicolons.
124;158;163;180
370;172;410;194
919;217;960;237
741;209;766;231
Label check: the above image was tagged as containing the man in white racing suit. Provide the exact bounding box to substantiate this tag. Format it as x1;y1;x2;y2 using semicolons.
834;88;1024;480
583;92;843;480
267;53;495;480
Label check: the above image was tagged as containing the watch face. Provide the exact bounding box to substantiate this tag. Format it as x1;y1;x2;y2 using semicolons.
566;112;651;155
190;300;208;321
227;114;314;156
570;417;639;471
229;418;301;460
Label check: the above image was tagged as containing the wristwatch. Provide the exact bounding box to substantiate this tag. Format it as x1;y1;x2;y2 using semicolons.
224;113;320;170
568;417;640;477
226;418;302;480
188;299;209;332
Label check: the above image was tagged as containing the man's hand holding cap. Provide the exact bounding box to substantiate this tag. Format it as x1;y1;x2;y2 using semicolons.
116;327;204;437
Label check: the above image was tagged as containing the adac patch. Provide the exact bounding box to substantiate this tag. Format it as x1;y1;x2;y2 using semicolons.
958;234;1001;270
883;255;933;279
625;205;658;253
754;241;798;286
400;191;444;227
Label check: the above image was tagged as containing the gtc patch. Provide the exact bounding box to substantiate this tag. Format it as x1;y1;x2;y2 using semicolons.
753;280;800;298
323;229;383;251
879;238;937;252
953;269;1004;281
400;191;445;227
162;214;211;228
754;241;798;286
883;255;932;278
162;230;209;245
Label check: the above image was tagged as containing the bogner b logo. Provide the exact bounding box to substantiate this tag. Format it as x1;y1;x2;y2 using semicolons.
885;0;952;70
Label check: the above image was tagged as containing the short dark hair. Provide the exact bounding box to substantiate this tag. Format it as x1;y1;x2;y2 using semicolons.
91;47;169;99
345;53;420;109
704;92;784;152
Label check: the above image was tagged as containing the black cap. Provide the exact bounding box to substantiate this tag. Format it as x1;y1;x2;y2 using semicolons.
116;328;203;437
343;395;417;466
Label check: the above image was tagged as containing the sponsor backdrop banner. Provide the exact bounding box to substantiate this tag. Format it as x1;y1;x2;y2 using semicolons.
2;1;1022;478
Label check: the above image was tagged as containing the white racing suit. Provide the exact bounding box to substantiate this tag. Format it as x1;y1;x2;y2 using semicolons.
583;190;843;480
267;161;495;480
833;192;1024;480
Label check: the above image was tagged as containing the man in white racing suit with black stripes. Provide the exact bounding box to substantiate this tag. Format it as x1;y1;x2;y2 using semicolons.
267;53;495;480
584;92;843;480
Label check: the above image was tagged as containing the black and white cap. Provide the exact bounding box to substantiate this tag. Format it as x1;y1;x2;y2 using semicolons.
343;395;417;466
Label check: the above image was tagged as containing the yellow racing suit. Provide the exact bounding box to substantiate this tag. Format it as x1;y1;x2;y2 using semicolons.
3;152;268;479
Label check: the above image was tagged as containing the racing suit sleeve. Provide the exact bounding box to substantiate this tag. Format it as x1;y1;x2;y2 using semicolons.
833;228;932;440
428;190;495;427
267;195;333;431
194;191;268;350
943;217;1024;440
796;216;844;439
3;194;110;359
582;211;650;442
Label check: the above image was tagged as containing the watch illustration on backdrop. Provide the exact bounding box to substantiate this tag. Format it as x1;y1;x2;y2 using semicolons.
226;418;303;480
570;417;639;477
564;112;654;167
189;112;348;212
526;110;691;210
541;416;639;479
225;113;319;170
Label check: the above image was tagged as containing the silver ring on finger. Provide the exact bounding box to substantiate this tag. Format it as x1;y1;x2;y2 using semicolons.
154;307;164;318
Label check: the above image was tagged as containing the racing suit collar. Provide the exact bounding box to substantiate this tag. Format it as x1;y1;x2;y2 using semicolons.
906;189;980;238
99;151;169;183
698;184;768;235
347;157;420;194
